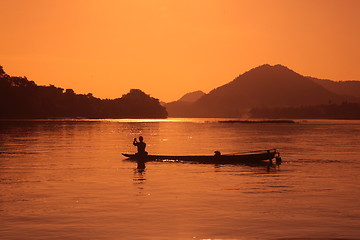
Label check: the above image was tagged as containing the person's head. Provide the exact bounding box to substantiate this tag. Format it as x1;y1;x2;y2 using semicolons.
139;136;144;142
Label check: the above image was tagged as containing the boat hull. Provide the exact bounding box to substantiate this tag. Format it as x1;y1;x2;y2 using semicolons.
122;150;277;164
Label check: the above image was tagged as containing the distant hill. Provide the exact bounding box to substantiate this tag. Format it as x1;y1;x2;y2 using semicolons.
0;65;167;119
177;91;206;103
165;91;205;116
309;77;360;98
167;64;360;118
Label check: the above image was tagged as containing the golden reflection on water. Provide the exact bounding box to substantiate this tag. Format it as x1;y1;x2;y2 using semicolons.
1;119;360;239
90;118;202;123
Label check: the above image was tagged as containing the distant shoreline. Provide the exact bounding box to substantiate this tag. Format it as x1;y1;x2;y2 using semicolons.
2;118;360;124
218;120;296;123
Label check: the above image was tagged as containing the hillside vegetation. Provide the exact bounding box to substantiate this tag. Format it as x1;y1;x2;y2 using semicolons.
0;66;167;119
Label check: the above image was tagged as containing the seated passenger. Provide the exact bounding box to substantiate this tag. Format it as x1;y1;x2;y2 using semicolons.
133;136;147;155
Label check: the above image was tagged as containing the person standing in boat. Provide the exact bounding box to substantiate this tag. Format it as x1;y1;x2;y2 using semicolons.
133;136;147;156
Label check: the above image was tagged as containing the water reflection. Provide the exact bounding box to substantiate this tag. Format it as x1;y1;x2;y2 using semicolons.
212;161;281;174
266;162;279;172
136;159;146;172
133;160;146;182
2;119;360;239
133;160;147;196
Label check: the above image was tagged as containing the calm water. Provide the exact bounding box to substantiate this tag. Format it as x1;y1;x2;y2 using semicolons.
1;119;360;240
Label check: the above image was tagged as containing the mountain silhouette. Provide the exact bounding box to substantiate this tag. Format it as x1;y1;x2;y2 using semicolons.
165;91;205;116
177;90;206;103
309;77;360;98
167;64;360;117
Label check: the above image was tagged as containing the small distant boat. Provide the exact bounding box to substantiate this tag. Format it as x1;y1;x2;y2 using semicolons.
122;149;280;164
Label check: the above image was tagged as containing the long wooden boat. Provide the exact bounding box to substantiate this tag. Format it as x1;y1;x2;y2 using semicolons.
122;149;279;164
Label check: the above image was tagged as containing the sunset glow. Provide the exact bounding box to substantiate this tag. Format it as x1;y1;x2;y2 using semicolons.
1;0;359;101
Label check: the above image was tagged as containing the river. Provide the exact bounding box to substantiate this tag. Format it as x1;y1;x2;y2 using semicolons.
1;119;360;239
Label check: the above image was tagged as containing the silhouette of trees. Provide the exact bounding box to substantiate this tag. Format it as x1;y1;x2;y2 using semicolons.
0;66;167;119
250;102;360;119
0;66;5;75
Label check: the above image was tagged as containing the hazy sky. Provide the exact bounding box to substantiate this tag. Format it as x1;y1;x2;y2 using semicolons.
1;0;360;101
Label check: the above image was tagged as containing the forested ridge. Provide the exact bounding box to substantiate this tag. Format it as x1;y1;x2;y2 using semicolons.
250;102;360;119
0;66;167;119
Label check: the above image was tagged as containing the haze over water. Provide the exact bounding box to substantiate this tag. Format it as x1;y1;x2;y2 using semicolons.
1;119;360;239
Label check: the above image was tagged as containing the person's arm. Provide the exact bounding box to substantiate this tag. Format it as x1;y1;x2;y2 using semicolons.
133;138;137;146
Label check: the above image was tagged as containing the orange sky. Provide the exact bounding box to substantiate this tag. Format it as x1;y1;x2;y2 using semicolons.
1;0;360;102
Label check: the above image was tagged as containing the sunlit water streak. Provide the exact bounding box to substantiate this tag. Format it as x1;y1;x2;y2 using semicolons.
1;119;360;240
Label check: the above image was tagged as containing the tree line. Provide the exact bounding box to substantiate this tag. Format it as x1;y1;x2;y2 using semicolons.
0;66;167;119
250;102;360;119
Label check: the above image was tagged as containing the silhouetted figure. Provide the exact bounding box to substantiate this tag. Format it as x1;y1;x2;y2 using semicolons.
133;136;147;156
